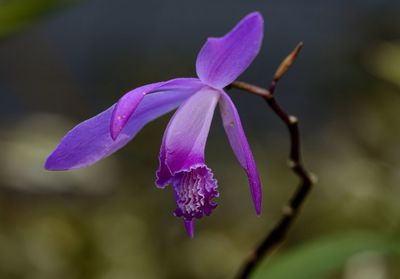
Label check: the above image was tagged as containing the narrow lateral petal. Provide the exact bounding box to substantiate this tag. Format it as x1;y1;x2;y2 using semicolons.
196;12;264;89
45;87;199;171
164;88;220;174
219;92;262;215
111;78;203;140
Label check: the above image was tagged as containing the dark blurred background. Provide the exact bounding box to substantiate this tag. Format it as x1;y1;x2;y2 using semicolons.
0;0;400;278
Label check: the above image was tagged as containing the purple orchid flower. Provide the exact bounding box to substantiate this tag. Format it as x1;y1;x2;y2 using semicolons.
45;12;264;238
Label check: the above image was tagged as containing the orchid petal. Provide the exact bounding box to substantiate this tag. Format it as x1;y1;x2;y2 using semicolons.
163;88;220;174
196;12;263;89
111;78;203;140
45;86;200;170
219;92;262;215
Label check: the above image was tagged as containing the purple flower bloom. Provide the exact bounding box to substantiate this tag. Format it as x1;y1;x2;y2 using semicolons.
45;12;264;238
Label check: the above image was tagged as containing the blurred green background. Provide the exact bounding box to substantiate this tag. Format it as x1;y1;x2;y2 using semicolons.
0;0;400;278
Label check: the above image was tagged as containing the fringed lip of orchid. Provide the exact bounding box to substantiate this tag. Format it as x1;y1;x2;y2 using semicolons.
45;12;264;238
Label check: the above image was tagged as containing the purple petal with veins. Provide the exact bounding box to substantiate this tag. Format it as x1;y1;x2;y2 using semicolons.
164;88;220;174
196;12;263;89
45;86;200;170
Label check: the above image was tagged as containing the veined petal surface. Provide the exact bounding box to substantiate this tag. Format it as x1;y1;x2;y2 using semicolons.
196;12;263;89
45;87;200;170
163;88;220;174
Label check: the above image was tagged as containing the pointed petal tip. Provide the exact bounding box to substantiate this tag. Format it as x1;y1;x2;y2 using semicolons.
43;156;65;171
43;158;53;171
244;11;264;32
225;12;263;31
44;152;77;171
253;193;262;217
109;126;120;141
248;11;263;19
254;193;262;216
184;220;195;239
110;106;126;141
255;205;262;216
44;152;58;171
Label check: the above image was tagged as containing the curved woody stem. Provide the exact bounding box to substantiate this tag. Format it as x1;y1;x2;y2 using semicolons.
229;42;317;279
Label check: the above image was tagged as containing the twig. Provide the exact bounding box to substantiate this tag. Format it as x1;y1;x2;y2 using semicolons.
229;42;317;279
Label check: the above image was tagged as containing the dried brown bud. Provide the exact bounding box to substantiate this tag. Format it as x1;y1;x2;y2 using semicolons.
273;42;304;81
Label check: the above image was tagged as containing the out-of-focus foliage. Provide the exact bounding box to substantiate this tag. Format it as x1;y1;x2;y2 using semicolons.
369;42;400;89
0;0;76;38
253;232;400;279
0;114;119;193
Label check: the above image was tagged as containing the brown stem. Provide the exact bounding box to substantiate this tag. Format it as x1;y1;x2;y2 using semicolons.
229;42;316;279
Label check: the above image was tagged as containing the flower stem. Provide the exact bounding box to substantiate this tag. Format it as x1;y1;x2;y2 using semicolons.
230;42;317;279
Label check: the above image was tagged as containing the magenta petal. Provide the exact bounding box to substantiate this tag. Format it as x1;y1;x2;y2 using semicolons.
111;78;203;140
195;12;264;89
45;88;199;171
219;92;262;215
163;88;220;174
